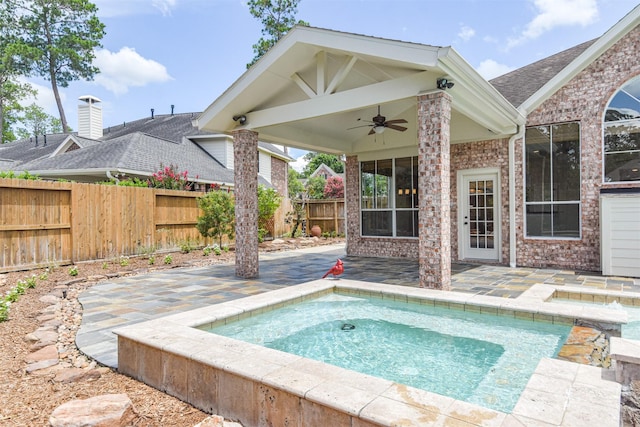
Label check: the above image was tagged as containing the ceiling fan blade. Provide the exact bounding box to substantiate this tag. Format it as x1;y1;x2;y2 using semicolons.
347;124;373;130
386;124;407;132
385;119;408;124
368;128;376;135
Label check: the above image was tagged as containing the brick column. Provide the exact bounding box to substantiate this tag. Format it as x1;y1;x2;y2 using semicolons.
232;129;259;278
344;155;360;255
417;92;452;290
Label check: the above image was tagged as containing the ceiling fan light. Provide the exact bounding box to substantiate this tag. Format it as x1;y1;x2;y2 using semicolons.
374;125;385;134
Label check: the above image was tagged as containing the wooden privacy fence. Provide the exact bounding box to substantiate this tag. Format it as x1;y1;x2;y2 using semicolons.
0;178;210;273
303;199;345;236
0;178;296;273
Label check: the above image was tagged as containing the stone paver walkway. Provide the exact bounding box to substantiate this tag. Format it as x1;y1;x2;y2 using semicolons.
76;243;640;368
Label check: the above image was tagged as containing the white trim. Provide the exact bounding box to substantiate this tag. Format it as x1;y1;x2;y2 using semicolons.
508;127;523;267
457;168;501;262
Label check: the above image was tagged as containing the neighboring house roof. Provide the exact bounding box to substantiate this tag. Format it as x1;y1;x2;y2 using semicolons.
1;112;291;185
309;163;343;180
489;39;597;108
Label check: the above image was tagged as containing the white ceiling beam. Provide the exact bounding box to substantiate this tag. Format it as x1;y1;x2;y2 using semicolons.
325;55;357;95
316;50;326;96
291;73;316;98
245;71;433;129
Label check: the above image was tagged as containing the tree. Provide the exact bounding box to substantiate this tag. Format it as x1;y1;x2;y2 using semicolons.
287;167;304;198
0;1;34;144
196;190;236;247
15;103;62;139
10;0;105;132
247;0;308;68
306;175;326;199
286;167;306;238
257;185;282;241
324;176;344;199
301;152;344;178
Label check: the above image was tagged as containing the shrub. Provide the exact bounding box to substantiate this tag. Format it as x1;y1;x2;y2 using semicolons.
148;164;192;190
119;256;129;267
203;246;212;256
180;239;195;254
68;266;78;276
148;255;156;265
196;190;235;247
163;255;173;265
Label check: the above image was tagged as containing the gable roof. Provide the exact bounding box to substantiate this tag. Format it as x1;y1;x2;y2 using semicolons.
2;112;290;185
516;5;640;114
198;26;523;152
489;39;597;108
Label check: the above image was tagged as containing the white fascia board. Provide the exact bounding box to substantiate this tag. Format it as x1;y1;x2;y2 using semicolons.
520;5;640;115
258;146;292;162
438;48;525;131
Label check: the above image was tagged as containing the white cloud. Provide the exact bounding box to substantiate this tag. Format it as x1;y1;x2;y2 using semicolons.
152;0;177;16
477;59;514;80
290;155;308;173
93;47;173;95
94;0;178;17
458;25;475;42
18;78;61;116
507;0;599;49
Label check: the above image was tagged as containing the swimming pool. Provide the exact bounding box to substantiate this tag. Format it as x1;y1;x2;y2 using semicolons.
552;298;640;340
208;292;570;413
115;280;625;426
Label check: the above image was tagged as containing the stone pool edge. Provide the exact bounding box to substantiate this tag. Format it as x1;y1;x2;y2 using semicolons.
114;279;623;427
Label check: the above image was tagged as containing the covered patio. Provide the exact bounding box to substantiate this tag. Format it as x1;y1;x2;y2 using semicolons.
198;26;524;289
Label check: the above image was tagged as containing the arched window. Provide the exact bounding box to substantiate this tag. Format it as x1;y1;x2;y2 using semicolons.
604;77;640;182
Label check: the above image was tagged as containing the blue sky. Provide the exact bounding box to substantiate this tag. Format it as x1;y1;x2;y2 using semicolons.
23;0;639;168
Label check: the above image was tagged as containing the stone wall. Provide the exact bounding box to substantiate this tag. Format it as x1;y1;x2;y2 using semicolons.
515;26;640;271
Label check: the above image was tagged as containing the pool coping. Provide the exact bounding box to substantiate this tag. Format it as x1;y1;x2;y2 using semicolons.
114;279;623;426
522;283;640;388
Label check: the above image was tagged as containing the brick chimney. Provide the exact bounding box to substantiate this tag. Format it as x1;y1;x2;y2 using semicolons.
78;95;103;139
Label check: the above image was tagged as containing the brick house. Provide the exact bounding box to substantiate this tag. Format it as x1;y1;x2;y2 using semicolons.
198;6;640;286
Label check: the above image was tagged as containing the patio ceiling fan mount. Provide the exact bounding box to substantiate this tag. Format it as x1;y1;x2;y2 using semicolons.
348;106;408;135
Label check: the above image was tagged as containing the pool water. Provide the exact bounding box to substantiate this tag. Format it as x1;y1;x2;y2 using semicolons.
209;293;570;413
554;298;640;340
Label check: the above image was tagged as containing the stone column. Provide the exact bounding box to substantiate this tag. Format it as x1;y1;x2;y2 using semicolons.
344;155;359;255
232;129;259;278
417;92;452;290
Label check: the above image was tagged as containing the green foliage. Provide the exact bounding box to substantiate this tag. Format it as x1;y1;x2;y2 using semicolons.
68;266;78;276
258;227;268;243
119;256;129;267
148;255;156;265
0;170;39;180
287;167;304;199
163;254;172;265
246;0;308;68
9;0;106;132
180;239;195;254
257;185;282;233
202;246;212;256
102;261;108;269
306;176;326;199
301;153;344;178
99;177;148;187
15;103;62;139
196;190;235;247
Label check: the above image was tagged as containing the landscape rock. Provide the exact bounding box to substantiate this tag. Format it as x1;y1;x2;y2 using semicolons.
193;415;224;427
25;359;59;373
271;239;286;245
53;368;102;384
39;294;59;304
49;394;138;427
25;344;58;363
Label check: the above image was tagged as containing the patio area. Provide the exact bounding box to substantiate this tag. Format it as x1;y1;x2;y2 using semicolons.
76;243;640;369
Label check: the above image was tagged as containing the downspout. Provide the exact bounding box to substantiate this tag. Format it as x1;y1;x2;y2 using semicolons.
508;126;524;268
106;170;119;184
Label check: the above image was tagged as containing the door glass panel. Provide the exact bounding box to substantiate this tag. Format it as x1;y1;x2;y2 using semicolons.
466;178;496;255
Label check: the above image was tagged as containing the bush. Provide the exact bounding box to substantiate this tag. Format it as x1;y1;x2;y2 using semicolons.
196;190;235;247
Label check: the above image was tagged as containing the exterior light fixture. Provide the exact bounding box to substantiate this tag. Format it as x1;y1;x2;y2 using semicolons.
437;78;454;90
233;114;247;125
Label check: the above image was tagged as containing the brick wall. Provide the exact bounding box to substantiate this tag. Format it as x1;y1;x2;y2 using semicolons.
270;157;288;196
450;139;511;265
515;26;640;271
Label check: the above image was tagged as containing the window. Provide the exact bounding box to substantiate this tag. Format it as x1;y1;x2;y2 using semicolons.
525;123;580;238
361;157;418;237
604;77;640;182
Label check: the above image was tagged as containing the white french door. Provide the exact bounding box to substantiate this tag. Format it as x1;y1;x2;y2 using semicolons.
458;170;500;261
